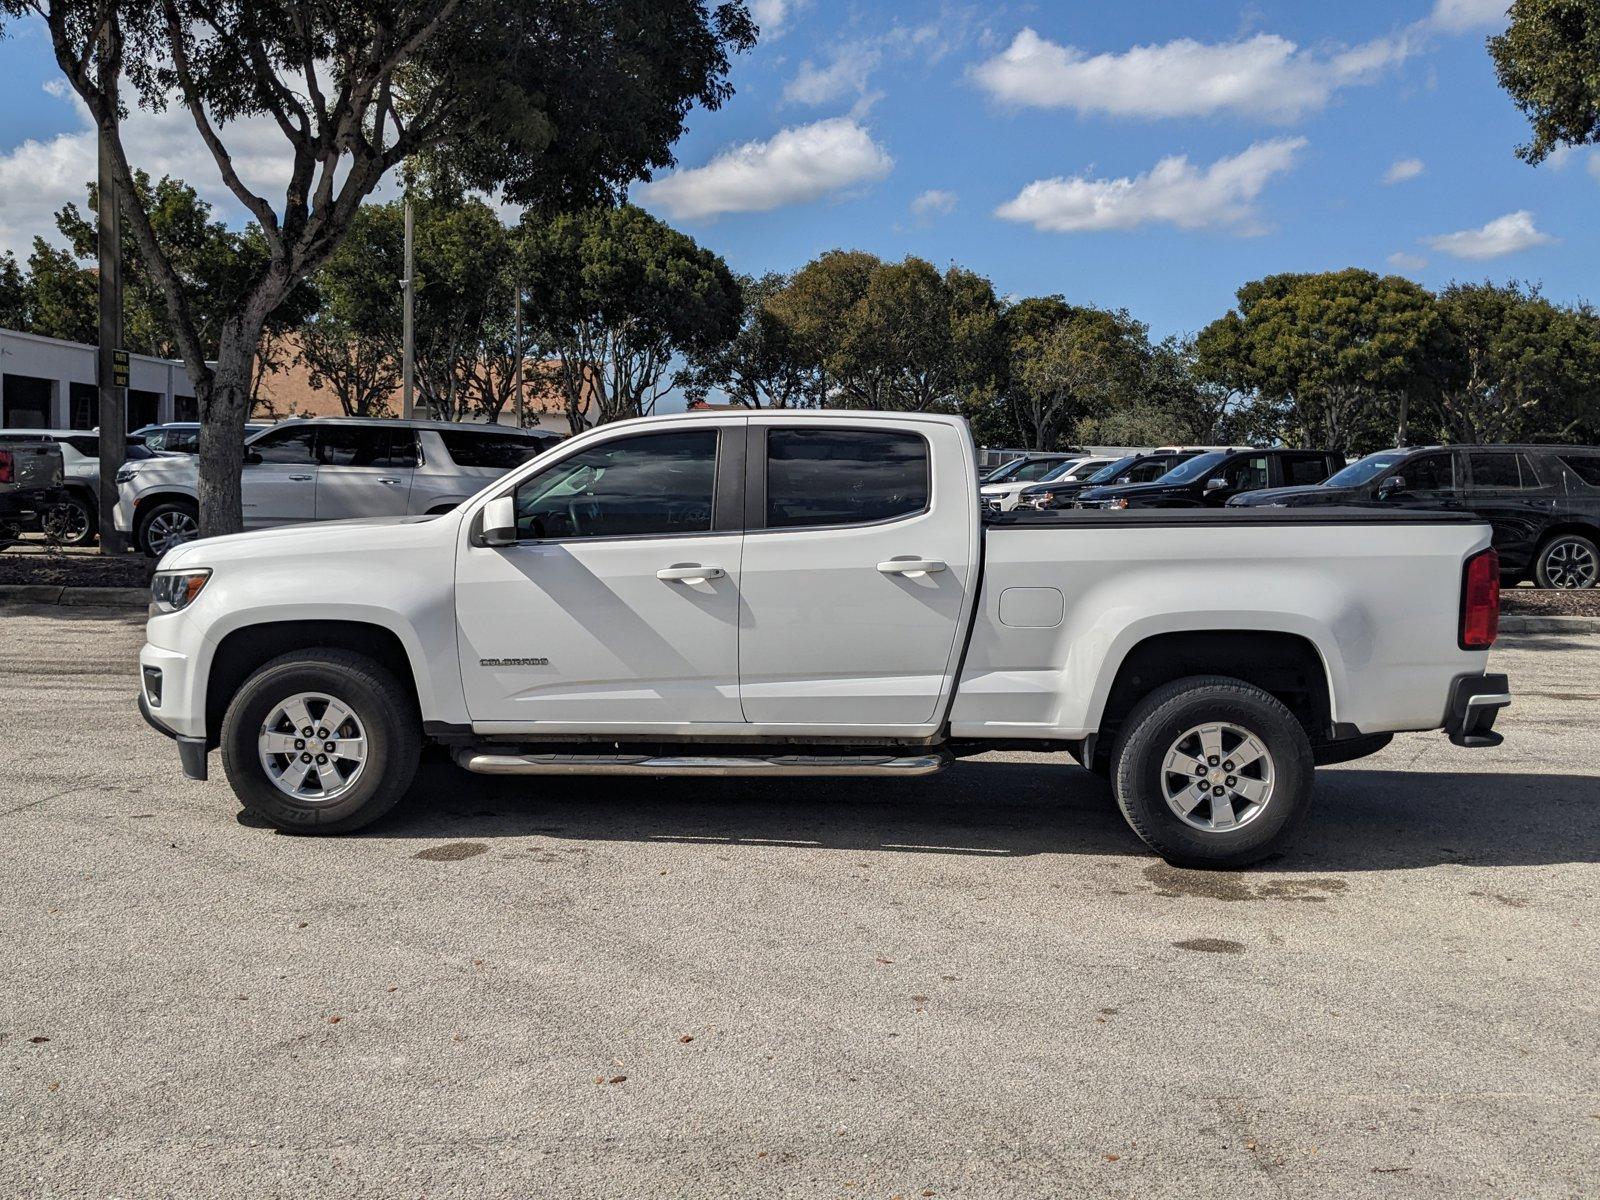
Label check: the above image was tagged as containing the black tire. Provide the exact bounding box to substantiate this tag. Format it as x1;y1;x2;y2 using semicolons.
1312;731;1393;767
1110;675;1315;868
43;492;96;546
1533;532;1599;590
220;650;421;834
136;498;200;557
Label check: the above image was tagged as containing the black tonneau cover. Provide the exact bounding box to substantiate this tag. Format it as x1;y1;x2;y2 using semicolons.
986;506;1484;529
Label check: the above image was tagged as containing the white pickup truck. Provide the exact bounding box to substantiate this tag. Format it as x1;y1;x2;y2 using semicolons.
136;410;1509;867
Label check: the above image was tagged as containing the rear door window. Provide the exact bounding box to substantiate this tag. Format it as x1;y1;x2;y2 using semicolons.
1282;454;1333;486
764;428;929;529
318;426;417;468
1467;452;1531;490
441;429;553;470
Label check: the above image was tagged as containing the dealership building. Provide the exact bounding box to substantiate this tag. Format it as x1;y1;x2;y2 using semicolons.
0;327;196;430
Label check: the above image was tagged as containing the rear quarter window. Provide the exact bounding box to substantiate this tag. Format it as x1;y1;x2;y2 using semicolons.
1557;454;1600;488
440;429;555;470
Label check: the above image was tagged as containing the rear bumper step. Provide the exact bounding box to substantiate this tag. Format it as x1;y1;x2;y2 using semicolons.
454;750;950;777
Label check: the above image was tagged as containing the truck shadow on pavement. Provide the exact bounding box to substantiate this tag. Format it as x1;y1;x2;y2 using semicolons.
350;756;1600;873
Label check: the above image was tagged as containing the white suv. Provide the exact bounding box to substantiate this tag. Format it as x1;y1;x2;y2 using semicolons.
115;418;560;556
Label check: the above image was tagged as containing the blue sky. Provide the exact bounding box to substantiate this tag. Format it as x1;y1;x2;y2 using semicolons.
1;0;1595;341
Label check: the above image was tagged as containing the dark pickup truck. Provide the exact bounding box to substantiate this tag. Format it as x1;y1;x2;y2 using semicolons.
0;438;67;548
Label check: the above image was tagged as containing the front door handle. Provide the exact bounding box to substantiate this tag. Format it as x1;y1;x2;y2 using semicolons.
378;477;402;485
288;473;314;481
657;564;725;583
878;558;947;577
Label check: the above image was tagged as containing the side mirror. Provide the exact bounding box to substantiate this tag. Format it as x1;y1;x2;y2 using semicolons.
481;495;518;547
244;450;262;465
1378;474;1406;497
1204;477;1229;492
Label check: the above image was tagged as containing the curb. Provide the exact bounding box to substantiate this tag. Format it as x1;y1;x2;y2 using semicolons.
1498;613;1600;636
0;584;147;610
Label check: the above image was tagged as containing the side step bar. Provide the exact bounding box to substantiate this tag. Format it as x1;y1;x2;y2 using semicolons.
454;750;950;777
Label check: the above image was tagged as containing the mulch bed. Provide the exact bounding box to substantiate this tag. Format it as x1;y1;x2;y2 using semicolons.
1501;584;1600;617
0;544;154;589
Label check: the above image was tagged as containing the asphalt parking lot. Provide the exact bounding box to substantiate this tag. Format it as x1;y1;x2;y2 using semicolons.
1;604;1596;1199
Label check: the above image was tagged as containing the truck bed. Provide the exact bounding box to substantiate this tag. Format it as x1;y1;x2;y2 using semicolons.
985;506;1484;529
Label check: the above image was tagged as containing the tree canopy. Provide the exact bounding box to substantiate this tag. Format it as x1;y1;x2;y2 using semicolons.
1490;0;1600;162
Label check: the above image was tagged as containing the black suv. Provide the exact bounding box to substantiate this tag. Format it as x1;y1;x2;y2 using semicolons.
1075;448;1343;510
1016;451;1201;511
1232;444;1600;588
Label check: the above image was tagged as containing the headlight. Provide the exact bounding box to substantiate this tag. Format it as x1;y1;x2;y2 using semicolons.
115;464;141;484
150;569;211;615
1107;498;1129;510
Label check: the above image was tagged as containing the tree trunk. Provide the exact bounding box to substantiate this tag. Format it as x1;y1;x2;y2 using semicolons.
196;319;264;537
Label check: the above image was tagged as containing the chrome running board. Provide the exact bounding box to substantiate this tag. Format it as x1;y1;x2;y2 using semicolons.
454;750;949;777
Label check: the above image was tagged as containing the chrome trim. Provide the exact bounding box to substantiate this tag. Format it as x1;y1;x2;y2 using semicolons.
455;751;949;777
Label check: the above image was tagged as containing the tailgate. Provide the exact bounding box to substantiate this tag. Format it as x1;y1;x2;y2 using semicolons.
4;443;64;489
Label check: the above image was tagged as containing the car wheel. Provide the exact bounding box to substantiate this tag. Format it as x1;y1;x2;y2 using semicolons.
42;492;96;546
136;499;199;557
1533;533;1599;590
220;650;420;834
1110;675;1315;868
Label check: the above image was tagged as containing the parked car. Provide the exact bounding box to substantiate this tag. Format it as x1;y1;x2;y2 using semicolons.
136;410;1508;869
1076;448;1342;510
1015;451;1201;511
982;456;1109;512
115;418;562;556
133;422;271;455
0;430;163;545
0;437;66;549
978;453;1085;486
1232;444;1600;589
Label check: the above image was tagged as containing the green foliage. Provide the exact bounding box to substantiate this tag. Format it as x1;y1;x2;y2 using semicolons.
1196;269;1449;453
772;251;1005;412
0;251;27;330
678;272;824;409
22;238;96;345
1490;0;1600;162
515;203;744;429
1432;281;1600;442
1002;298;1149;450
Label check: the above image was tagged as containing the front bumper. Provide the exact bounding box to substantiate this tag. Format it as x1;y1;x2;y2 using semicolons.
1444;672;1510;748
138;691;210;781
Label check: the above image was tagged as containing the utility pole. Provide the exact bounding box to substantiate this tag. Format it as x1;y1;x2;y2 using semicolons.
513;288;525;429
95;123;128;554
401;197;415;420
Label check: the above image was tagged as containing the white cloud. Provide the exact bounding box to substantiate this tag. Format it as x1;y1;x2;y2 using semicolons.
1429;0;1509;33
638;118;892;221
41;80;68;99
994;138;1306;235
1382;157;1425;185
751;0;804;40
970;28;1410;122
0;92;307;258
784;41;882;106
910;189;957;219
1387;251;1429;271
1423;210;1556;259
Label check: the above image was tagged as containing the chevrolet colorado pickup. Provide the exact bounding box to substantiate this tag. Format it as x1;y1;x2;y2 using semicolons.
0;438;67;549
136;411;1510;867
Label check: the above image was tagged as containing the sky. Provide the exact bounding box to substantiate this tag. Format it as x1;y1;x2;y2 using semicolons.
0;0;1596;345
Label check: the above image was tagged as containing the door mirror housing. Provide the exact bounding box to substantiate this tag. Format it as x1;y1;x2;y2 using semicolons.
481;495;518;547
1377;474;1406;498
1204;476;1229;493
243;450;262;465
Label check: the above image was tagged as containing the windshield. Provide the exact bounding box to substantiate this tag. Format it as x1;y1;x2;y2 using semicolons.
1086;455;1142;484
1325;452;1408;488
1038;458;1089;482
994;458;1072;484
1146;451;1229;485
980;460;1026;483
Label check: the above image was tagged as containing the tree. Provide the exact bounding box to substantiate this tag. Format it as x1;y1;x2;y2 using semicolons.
1490;0;1600;163
516;204;743;432
1002;297;1148;450
22;238;97;344
0;251;27;329
1196;270;1449;453
677;272;823;409
1431;281;1600;442
412;198;513;422
3;0;755;536
772;251;1005;412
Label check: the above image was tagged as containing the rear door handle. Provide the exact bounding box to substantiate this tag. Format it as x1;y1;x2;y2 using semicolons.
289;473;314;481
878;558;947;577
657;564;725;583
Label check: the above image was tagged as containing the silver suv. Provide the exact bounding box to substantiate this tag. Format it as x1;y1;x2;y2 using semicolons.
115;418;562;556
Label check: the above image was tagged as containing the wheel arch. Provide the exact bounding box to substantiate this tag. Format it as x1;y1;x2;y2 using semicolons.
1093;630;1336;759
204;620;422;748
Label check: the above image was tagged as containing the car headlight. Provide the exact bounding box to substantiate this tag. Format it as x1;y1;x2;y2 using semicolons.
1107;498;1129;510
115;464;141;484
150;569;211;615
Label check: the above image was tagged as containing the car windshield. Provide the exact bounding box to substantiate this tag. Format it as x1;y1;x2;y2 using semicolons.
980;460;1026;483
1086;455;1142;484
1038;458;1088;482
1324;452;1409;488
1147;451;1229;485
1000;458;1072;484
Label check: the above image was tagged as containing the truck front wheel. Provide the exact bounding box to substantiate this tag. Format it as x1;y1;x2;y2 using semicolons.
1110;676;1315;868
220;650;421;833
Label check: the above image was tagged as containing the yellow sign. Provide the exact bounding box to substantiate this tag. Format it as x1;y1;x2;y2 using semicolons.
112;349;129;388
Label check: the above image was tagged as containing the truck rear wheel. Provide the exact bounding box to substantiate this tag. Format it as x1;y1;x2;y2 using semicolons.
1110;676;1315;868
220;650;420;834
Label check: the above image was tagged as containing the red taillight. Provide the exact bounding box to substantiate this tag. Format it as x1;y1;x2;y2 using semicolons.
0;450;12;484
1460;548;1500;650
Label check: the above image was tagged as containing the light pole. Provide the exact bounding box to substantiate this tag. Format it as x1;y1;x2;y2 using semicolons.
514;287;525;429
401;197;415;420
96;122;128;554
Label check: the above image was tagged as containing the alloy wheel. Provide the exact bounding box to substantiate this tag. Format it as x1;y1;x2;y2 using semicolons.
1542;538;1598;589
257;692;369;803
1160;721;1275;832
145;510;199;556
